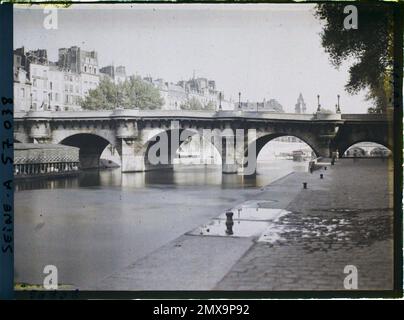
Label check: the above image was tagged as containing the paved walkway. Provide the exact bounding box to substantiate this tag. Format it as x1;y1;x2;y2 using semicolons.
216;158;394;290
98;235;253;290
98;158;394;291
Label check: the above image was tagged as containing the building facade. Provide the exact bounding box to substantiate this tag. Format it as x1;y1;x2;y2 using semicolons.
145;76;234;111
58;46;99;96
99;65;127;84
15;47;240;113
14;46;100;112
58;46;99;75
13;67;31;113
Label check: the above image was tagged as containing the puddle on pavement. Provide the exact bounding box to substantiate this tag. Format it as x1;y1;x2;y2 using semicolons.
189;198;393;248
188;200;290;240
188;219;271;237
217;208;285;221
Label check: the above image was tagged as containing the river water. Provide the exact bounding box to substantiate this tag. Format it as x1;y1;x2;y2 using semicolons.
15;143;310;289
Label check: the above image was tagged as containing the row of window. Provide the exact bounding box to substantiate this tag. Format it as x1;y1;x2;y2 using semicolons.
64;95;81;105
29;103;72;111
31;68;47;77
32;79;82;94
64;74;80;82
30;90;57;102
29;89;80;105
85;57;96;65
32;77;97;91
32;65;97;79
83;64;97;74
32;67;95;83
83;81;98;87
64;83;80;94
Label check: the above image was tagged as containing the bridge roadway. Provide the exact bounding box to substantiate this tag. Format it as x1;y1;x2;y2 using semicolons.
14;109;391;121
14;110;392;174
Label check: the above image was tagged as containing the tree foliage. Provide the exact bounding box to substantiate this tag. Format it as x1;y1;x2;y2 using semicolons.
315;2;394;113
205;101;216;111
180;97;213;110
81;76;164;110
267;99;284;113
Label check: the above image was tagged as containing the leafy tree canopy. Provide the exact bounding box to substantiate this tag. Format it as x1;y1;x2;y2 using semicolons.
180;97;215;110
81;76;164;110
315;2;394;113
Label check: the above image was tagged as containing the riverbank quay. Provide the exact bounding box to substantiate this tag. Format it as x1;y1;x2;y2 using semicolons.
98;158;393;291
216;158;393;291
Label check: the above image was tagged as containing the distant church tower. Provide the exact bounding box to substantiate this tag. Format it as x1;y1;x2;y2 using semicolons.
295;93;307;114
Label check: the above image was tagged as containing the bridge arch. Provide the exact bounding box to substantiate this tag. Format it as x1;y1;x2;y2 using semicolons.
335;124;390;157
370;146;391;157
243;133;318;175
59;133;121;169
342;141;391;158
141;128;222;171
246;133;320;159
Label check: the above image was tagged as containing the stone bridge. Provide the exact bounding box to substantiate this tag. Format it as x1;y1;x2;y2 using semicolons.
13;110;392;175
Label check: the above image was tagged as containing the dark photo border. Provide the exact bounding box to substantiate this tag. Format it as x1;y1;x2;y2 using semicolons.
0;0;402;300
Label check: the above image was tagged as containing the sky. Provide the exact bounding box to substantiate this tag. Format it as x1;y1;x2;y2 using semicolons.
14;3;372;113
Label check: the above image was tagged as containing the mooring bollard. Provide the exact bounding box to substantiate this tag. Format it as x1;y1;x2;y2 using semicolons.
225;211;234;235
303;182;307;189
320;174;323;179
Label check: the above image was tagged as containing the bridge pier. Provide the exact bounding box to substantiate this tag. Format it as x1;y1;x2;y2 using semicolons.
221;127;240;174
220;128;257;175
119;138;145;172
316;145;334;159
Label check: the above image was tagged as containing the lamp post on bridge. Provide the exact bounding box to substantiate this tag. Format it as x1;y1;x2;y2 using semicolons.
317;94;321;112
115;89;119;109
219;91;222;110
336;94;341;113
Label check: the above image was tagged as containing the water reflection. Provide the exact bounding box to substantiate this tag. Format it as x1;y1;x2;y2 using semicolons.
217;207;286;221
189;199;290;238
189;219;271;238
15;161;309;192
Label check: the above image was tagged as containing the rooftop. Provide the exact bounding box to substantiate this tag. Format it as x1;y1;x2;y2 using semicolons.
14;143;79;151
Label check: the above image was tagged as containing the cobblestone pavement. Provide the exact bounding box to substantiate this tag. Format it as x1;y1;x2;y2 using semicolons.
215;158;394;290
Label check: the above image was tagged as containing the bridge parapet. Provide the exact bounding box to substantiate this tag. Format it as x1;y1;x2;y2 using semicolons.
341;113;391;122
15;110;349;122
315;112;342;121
